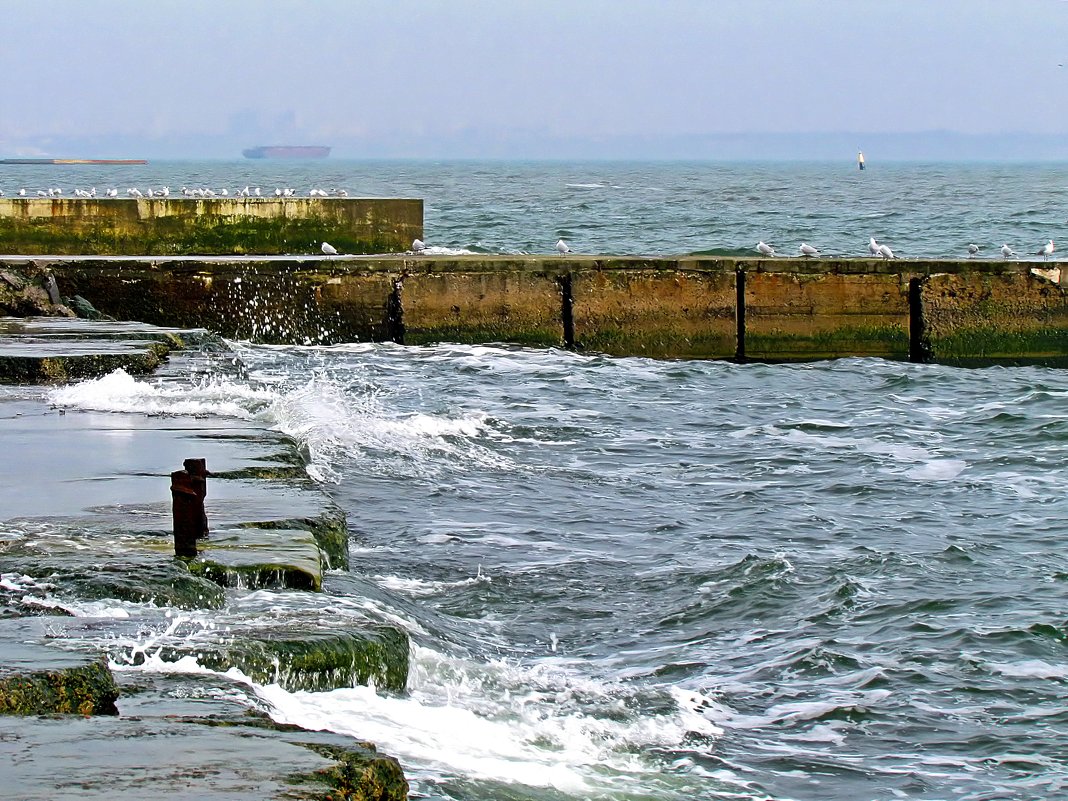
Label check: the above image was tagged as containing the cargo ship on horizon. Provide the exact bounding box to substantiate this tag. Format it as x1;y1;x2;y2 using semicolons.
242;145;331;160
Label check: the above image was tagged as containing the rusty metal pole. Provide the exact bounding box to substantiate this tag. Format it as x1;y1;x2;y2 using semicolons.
172;458;208;557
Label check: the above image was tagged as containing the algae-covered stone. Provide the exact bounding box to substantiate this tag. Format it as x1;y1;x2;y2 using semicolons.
0;645;118;716
240;506;350;571
153;626;410;694
0;713;411;800
190;526;324;591
308;742;410;801
67;560;227;610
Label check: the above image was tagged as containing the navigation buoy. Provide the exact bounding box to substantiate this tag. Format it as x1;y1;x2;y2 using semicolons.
858;150;865;171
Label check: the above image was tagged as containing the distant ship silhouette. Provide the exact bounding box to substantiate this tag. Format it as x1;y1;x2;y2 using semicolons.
242;146;331;160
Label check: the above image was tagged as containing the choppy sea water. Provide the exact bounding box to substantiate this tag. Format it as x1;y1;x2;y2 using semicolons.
3;159;1068;259
31;341;1068;801
6;161;1068;798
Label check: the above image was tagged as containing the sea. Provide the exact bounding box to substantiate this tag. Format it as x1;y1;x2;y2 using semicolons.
7;160;1068;800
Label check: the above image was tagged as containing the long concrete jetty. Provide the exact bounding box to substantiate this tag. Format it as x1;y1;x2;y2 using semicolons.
0;198;422;256
3;254;1066;365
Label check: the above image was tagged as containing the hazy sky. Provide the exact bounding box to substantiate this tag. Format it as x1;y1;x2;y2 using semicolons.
2;0;1068;150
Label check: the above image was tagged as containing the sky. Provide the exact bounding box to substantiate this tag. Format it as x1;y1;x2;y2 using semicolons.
2;0;1068;158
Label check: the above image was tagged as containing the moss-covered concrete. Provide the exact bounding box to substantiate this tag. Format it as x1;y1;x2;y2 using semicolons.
922;270;1068;365
0;713;411;800
152;627;410;694
306;742;410;801
744;271;911;360
0;315;186;383
238;506;350;571
48;259;396;344
0;655;118;716
0;198;422;256
191;527;324;591
402;267;565;347
7;253;1068;363
572;266;736;358
0;340;171;383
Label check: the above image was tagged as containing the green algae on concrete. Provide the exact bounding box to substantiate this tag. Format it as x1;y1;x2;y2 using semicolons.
8;253;1068;363
238;506;351;571
0;316;187;383
0;642;118;715
50;259;397;344
922;270;1068;365
0;339;170;383
152;627;410;694
744;271;911;361
0;713;411;800
191;527;324;591
572;268;737;358
306;742;410;801
69;559;228;610
401;268;565;347
0;198;423;256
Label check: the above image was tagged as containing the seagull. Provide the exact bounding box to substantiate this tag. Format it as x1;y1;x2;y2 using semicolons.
1038;239;1055;260
1001;244;1016;259
967;243;980;257
799;242;820;257
556;239;571;254
411;238;426;253
321;241;338;255
868;237;880;256
878;243;895;259
756;241;775;257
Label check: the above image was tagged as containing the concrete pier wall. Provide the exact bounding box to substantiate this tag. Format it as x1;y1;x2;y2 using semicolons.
5;254;1067;365
0;198;423;256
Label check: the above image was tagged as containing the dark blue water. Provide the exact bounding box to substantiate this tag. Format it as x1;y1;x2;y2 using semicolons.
3;159;1067;259
14;161;1068;799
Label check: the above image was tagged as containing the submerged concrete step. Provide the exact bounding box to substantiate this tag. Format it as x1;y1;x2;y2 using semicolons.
0;634;118;716
0;317;199;383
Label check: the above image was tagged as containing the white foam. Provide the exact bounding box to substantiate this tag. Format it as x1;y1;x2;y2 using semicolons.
906;458;967;480
265;372;510;482
717;690;891;729
989;659;1068;679
252;646;726;793
46;368;276;419
22;597;132;618
373;571;489;598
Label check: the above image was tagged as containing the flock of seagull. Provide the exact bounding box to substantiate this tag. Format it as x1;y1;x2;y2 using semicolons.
1;187;1057;262
758;238;1057;261
0;186;350;198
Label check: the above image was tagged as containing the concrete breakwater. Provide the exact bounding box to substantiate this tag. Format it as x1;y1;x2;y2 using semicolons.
9;254;1068;366
0;197;423;256
0;324;411;799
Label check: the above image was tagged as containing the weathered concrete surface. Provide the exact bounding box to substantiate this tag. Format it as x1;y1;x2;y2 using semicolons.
150;626;411;694
0;708;409;800
402;263;566;347
37;258;398;344
0;637;118;716
922;269;1068;366
192;527;324;591
572;264;737;358
745;269;911;361
0;197;423;256
6;253;1068;363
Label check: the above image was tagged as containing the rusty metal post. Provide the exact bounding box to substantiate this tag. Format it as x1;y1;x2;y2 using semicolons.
172;458;208;558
